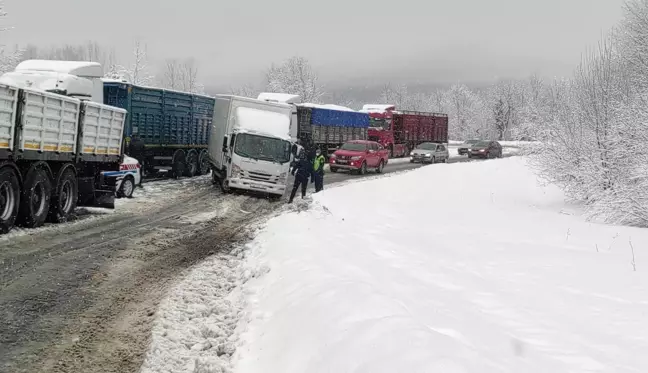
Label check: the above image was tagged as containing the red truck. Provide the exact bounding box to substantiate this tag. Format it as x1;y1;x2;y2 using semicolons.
329;140;389;175
361;105;449;158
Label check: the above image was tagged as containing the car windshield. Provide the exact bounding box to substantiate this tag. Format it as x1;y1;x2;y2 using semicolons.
340;142;367;152
474;141;490;147
234;133;292;164
417;143;437;150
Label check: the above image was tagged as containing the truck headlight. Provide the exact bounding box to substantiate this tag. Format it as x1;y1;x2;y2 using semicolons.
231;164;241;177
425;153;431;157
279;172;287;179
410;151;414;156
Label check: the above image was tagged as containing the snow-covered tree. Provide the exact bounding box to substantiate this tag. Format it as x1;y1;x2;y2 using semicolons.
229;84;259;98
265;56;323;103
0;1;20;74
119;40;153;86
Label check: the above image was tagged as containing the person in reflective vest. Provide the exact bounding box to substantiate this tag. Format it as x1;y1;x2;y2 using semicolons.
312;148;326;193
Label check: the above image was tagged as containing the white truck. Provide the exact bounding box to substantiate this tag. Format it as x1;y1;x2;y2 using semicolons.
208;95;295;199
0;63;127;233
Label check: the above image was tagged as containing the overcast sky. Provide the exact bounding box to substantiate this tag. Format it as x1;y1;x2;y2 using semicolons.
4;0;625;87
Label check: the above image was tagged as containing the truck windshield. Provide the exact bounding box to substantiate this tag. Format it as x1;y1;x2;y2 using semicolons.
369;117;389;130
234;133;292;164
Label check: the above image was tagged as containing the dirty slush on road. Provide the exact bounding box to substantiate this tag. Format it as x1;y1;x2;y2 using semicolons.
0;178;278;373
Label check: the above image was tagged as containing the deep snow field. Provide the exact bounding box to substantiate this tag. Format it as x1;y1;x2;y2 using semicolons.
141;157;648;373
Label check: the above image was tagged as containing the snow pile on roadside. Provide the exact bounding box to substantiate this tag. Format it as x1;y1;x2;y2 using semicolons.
233;157;648;373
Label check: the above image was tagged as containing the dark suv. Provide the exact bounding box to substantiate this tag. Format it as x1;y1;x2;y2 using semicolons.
469;140;503;159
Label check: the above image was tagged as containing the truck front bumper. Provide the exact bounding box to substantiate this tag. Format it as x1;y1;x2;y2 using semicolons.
229;177;286;196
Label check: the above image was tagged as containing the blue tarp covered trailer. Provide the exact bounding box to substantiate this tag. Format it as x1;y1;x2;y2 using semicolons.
297;106;369;156
103;81;215;178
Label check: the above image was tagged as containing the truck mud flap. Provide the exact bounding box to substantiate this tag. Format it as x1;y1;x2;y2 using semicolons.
93;190;115;209
77;175;117;209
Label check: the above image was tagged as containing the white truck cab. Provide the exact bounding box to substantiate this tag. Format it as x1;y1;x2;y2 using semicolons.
0;60;105;102
209;95;296;198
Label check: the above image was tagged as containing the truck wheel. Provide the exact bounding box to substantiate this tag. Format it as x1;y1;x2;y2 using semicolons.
219;178;231;194
330;167;338;173
359;162;367;175
184;151;198;177
18;168;52;228
0;167;20;234
118;176;135;198
198;150;210;175
48;168;78;223
171;150;186;179
376;160;384;174
211;171;219;185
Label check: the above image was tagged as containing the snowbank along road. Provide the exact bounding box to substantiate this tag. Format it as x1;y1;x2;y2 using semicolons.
0;146;517;373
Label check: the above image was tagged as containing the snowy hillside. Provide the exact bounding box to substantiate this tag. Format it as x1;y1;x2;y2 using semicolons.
233;158;648;373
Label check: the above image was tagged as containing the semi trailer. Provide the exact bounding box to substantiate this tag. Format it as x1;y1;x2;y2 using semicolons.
0;71;126;233
3;59;216;179
361;104;449;158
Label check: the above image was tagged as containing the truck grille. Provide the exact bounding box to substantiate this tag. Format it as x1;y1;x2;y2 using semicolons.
243;170;278;184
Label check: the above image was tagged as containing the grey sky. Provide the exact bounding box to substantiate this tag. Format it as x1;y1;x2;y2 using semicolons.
4;0;625;87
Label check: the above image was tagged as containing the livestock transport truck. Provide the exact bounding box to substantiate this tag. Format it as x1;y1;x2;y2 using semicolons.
361;104;449;158
0;76;126;233
4;59;215;179
256;93;370;158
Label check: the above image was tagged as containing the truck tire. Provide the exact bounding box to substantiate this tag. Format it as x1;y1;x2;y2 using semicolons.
0;167;20;234
18;168;52;228
184;150;198;177
376;160;384;174
198;149;210;176
48;167;78;223
171;150;186;179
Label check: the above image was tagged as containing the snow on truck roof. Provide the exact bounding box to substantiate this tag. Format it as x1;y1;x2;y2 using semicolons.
298;102;356;112
235;106;292;140
361;104;396;112
16;60;103;78
257;92;301;104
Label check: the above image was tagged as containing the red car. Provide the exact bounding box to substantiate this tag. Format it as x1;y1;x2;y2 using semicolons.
329;140;389;174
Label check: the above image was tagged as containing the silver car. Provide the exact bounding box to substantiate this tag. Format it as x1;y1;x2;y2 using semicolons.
409;142;449;164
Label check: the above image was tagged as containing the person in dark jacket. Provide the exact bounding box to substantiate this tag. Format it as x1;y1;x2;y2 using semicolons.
312;148;326;193
288;149;312;203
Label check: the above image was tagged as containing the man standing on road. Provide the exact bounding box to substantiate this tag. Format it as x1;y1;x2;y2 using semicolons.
288;149;312;203
312;148;325;193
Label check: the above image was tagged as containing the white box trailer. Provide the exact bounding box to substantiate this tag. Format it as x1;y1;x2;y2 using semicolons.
208;95;295;198
0;83;126;234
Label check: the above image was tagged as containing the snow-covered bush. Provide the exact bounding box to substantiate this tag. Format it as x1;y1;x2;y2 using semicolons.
530;0;648;227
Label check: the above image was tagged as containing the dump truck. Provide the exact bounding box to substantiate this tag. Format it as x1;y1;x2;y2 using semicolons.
0;63;127;233
4;59;216;179
103;81;215;178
